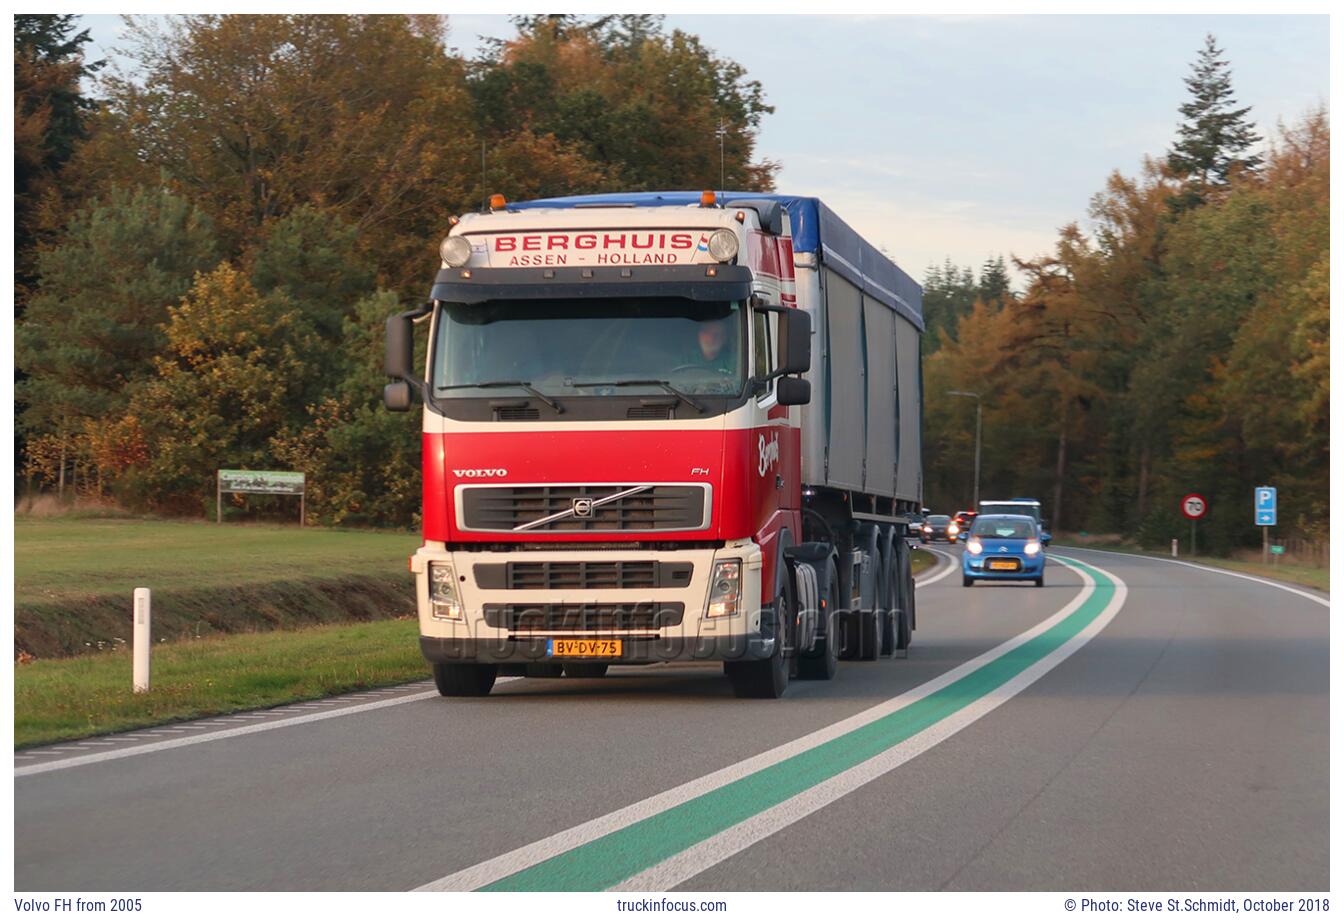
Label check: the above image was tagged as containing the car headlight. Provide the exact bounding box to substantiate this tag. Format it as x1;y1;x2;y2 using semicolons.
428;562;464;619
707;229;739;262
948;523;960;535
707;560;742;617
923;525;932;533
439;235;471;268
966;539;983;555
1024;541;1041;555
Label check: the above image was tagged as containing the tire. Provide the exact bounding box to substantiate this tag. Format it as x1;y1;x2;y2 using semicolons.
879;544;899;657
799;559;840;680
432;661;497;697
563;662;609;679
726;601;789;698
1034;575;1045;588
524;662;565;678
963;574;973;587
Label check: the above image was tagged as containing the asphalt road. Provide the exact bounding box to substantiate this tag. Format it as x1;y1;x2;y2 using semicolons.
13;546;1329;891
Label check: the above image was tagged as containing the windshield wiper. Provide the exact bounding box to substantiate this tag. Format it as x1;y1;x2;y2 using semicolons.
436;380;562;413
569;379;707;414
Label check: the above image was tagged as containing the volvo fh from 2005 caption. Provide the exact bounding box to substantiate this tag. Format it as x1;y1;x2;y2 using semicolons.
383;190;924;698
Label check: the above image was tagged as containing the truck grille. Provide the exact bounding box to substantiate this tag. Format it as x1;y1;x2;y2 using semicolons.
484;603;686;631
474;560;693;590
459;484;709;532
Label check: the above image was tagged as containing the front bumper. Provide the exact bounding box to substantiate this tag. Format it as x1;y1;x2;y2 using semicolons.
410;541;770;664
963;554;1045;578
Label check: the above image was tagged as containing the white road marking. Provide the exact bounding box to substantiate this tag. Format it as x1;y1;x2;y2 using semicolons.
417;557;1114;891
1062;545;1328;607
916;547;959;587
15;679;520;778
618;556;1128;890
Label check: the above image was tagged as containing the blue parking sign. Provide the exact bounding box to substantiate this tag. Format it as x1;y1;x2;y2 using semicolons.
1254;486;1277;526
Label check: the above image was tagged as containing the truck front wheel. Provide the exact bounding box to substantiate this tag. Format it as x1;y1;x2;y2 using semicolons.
725;603;789;699
432;662;498;697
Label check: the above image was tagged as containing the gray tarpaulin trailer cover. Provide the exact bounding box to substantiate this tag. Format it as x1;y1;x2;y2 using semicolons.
512;192;924;507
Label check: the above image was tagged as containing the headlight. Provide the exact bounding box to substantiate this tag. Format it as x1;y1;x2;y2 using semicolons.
923;525;932;533
439;235;471;267
428;562;463;619
706;560;742;617
1024;541;1041;555
948;523;960;535
707;229;739;262
967;539;983;555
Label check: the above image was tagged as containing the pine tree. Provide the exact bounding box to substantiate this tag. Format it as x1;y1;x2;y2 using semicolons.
1166;34;1262;201
978;255;1011;307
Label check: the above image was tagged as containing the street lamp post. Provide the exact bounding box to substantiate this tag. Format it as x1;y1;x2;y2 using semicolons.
947;390;981;509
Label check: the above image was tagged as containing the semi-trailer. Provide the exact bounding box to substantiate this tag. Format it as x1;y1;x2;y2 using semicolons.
384;189;924;698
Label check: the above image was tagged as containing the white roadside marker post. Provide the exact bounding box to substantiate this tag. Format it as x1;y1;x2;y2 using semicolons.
133;588;151;693
1171;539;1178;558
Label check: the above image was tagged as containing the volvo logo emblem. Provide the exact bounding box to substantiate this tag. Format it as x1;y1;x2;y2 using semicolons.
572;498;594;518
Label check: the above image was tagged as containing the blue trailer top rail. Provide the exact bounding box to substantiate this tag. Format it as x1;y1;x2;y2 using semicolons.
511;191;924;330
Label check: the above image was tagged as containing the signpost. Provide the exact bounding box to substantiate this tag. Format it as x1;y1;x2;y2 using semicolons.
217;470;307;525
1255;486;1277;564
1180;493;1207;556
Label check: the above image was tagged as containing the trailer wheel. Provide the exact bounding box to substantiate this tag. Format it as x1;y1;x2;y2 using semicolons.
799;558;840;680
564;662;609;679
879;540;899;656
726;601;789;698
432;662;497;697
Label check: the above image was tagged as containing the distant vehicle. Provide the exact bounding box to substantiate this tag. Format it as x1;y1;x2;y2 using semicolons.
978;498;1051;545
952;510;978;540
921;514;960;543
963;514;1045;587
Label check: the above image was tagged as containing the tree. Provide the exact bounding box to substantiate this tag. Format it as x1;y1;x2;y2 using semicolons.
93;14;481;293
14;15;104;307
113;264;310;513
470;15;777;194
978;255;1011;307
16;187;220;493
1166;34;1262;206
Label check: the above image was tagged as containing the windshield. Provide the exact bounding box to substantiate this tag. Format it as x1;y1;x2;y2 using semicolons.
979;502;1040;522
433;297;746;397
927;516;951;525
972;518;1036;539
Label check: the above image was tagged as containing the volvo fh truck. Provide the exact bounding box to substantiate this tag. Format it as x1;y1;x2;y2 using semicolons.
383;190;924;698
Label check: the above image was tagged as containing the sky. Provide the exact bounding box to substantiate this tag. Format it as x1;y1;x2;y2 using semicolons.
78;13;1329;285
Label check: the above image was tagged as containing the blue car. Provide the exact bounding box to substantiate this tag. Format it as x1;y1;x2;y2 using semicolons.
962;514;1045;587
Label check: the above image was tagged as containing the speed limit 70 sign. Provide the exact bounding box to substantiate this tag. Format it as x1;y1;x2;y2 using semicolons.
1181;493;1208;520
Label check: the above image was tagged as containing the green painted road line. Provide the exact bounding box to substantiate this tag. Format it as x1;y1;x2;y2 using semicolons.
484;558;1116;891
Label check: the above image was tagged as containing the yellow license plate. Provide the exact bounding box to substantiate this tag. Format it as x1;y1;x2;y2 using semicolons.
989;560;1019;571
547;638;622;658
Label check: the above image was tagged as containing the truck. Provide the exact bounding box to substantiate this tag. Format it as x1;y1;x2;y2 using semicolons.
383;189;924;699
978;498;1052;545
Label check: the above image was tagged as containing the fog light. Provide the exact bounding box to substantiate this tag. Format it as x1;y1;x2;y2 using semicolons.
707;560;741;617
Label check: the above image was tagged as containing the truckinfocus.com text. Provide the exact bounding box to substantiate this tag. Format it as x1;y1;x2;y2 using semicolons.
615;897;729;912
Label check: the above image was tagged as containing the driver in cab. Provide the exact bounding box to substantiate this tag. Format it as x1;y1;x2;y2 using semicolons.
692;316;738;376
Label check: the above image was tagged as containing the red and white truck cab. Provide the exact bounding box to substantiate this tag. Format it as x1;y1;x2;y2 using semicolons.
384;191;924;698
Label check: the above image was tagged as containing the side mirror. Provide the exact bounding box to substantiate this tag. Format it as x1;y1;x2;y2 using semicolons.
385;314;415;380
383;380;413;412
777;308;811;376
775;376;810;406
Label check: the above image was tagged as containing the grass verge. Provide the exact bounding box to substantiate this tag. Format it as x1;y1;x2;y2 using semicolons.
14;618;428;748
15;517;420;658
910;547;937;576
1055;542;1328;593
